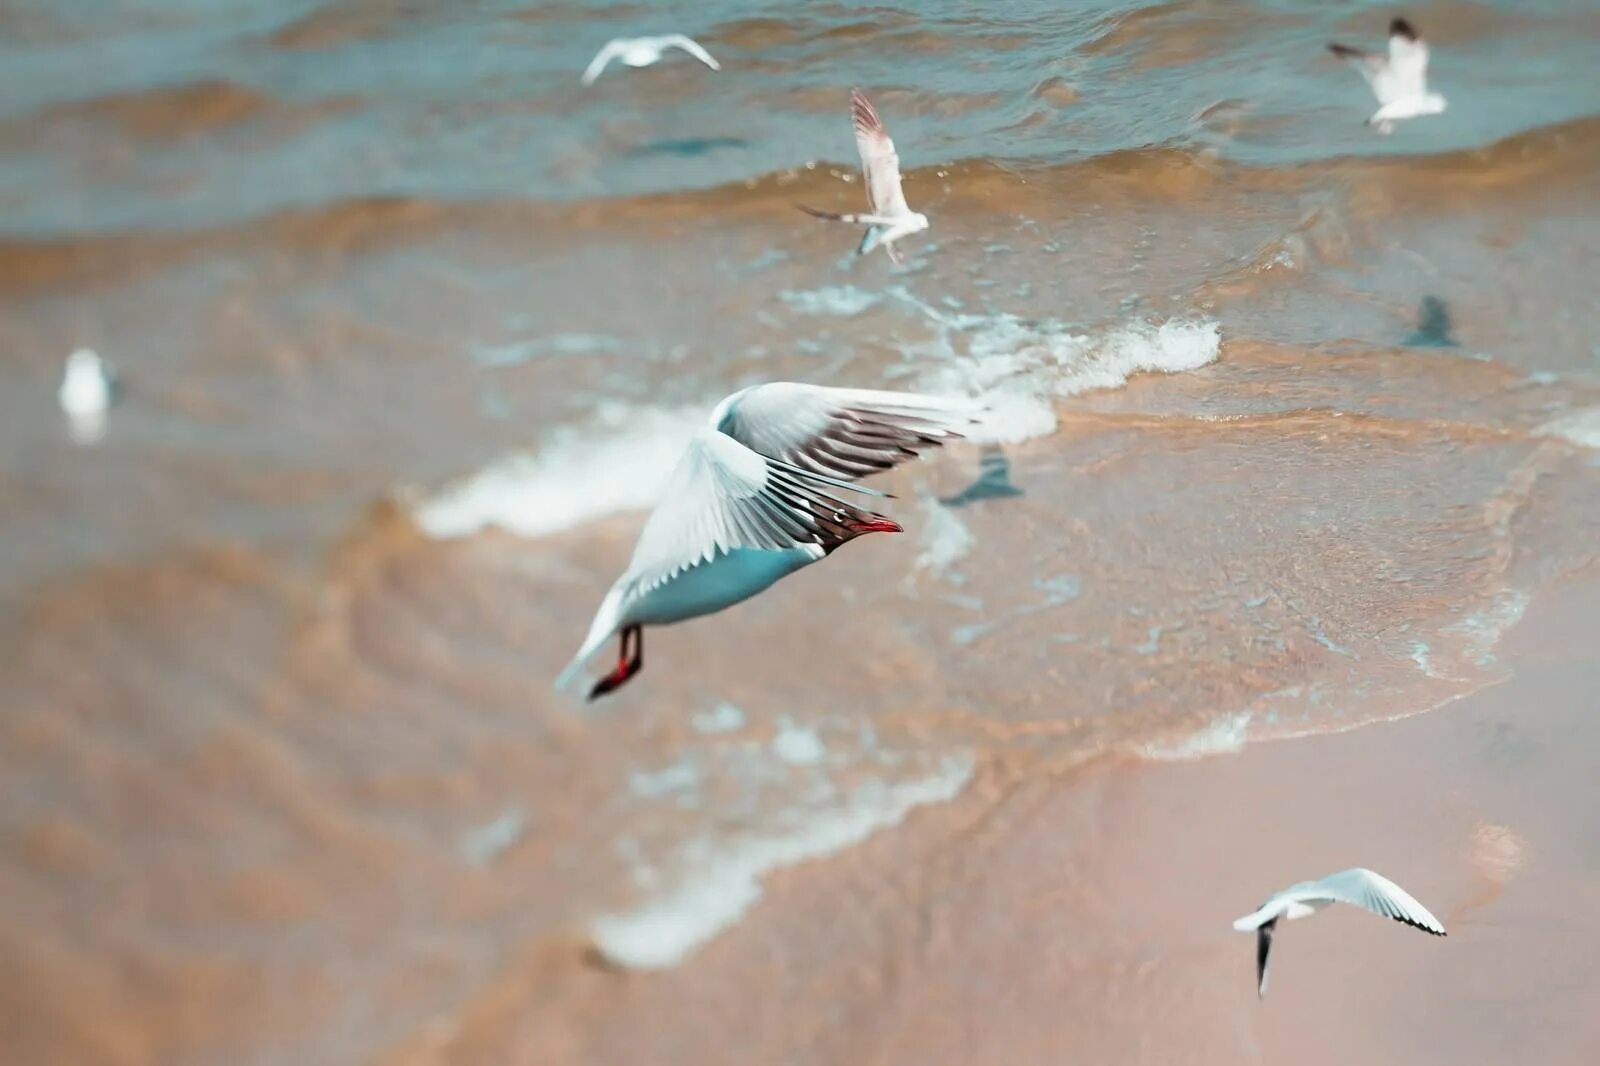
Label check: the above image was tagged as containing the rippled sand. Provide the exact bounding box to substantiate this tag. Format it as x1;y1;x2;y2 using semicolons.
4;1;1600;1063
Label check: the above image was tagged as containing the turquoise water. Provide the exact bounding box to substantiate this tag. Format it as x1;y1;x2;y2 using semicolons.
3;0;1599;233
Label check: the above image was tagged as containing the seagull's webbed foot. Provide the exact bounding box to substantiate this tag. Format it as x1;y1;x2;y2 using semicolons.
588;625;644;700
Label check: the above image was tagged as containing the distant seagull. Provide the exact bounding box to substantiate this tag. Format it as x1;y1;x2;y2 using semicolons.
1233;867;1447;998
1327;17;1446;134
556;384;972;700
581;35;720;86
798;89;929;264
58;347;115;445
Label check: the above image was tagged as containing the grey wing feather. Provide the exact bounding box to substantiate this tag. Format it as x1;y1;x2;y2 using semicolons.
852;89;909;217
714;383;972;482
620;429;895;595
1307;868;1447;935
1328;43;1393;100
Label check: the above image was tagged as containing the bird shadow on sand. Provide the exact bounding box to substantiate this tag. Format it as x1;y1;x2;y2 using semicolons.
627;137;750;158
1402;295;1458;348
939;444;1025;508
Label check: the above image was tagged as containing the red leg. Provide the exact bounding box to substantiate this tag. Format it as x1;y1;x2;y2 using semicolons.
588;625;644;701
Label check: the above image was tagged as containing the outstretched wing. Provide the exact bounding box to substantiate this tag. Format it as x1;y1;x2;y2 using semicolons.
662;34;721;71
1256;918;1277;998
1385;19;1429;97
581;39;626;85
852;89;910;218
618;429;894;597
713;382;972;481
1327;43;1395;102
1305;868;1448;935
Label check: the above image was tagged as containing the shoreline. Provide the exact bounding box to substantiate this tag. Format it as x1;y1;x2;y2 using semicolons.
400;565;1600;1065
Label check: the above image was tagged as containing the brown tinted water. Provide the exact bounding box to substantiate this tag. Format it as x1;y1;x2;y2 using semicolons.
3;1;1600;1063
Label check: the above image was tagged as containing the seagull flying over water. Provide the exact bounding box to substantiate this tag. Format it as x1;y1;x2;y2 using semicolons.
556;383;971;700
1327;17;1446;134
581;35;720;86
1233;867;1446;998
798;90;929;264
58;347;116;445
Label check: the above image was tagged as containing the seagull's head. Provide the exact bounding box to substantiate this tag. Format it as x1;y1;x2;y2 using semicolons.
65;347;104;382
1422;93;1447;115
908;212;931;234
824;510;902;551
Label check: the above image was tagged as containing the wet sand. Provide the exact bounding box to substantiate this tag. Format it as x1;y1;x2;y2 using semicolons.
404;567;1600;1066
6;4;1600;1062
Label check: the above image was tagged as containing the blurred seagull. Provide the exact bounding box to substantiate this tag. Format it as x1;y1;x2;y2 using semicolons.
58;347;115;445
1233;867;1447;998
798;89;929;264
556;383;973;700
581;35;720;86
1327;17;1446;134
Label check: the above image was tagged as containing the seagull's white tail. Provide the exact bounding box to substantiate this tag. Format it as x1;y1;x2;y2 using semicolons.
555;589;624;692
1233;906;1276;932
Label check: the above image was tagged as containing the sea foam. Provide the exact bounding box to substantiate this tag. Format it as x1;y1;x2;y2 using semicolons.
408;404;703;538
912;496;975;577
907;309;1222;444
591;753;973;970
1538;406;1600;449
1136;713;1252;761
407;315;1219;540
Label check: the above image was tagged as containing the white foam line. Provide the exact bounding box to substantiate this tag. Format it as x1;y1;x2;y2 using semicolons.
914;316;1222;445
779;286;883;317
406;315;1219;539
590;754;974;970
912;496;975;577
1537;406;1600;449
406;404;704;539
1137;713;1252;761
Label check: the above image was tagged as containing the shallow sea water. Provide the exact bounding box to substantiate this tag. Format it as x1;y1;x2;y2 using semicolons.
2;1;1599;1063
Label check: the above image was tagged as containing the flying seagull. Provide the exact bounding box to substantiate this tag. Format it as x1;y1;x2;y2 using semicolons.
798;89;929;264
58;347;116;445
1327;17;1446;134
556;383;972;700
581;35;720;86
1233;867;1446;998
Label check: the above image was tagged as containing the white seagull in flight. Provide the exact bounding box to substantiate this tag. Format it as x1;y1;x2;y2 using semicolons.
799;89;929;264
581;35;721;86
556;383;971;700
1233;867;1447;998
1327;17;1447;134
58;347;116;445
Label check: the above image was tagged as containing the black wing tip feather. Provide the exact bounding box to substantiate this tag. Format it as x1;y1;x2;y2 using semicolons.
851;88;883;133
1327;42;1364;59
1255;919;1275;999
1391;914;1447;936
795;202;843;220
1389;17;1418;42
